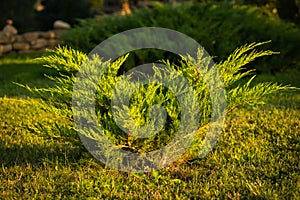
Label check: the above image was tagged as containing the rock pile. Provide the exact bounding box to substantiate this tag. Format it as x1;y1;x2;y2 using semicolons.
0;19;70;56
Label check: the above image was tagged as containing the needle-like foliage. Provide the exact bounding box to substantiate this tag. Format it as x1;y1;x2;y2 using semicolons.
23;42;294;163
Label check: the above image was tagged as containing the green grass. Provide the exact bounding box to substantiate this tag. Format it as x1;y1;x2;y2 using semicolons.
0;53;57;97
0;53;299;198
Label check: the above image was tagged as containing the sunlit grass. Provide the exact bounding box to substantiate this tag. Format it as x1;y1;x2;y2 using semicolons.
0;92;299;198
0;53;299;198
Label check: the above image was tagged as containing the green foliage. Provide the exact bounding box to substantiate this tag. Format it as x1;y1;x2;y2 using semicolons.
24;42;294;163
63;2;300;73
88;0;105;13
1;54;299;198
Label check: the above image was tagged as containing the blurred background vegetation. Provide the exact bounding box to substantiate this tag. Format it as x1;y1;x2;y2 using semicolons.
0;0;299;80
0;0;299;32
1;0;299;74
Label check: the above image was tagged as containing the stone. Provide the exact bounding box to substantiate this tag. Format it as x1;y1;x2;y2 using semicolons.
40;31;55;39
50;29;66;38
10;35;16;43
31;38;48;49
0;44;13;55
47;39;60;47
53;20;71;29
22;32;40;42
0;32;10;44
15;35;25;42
3;24;18;37
13;42;30;50
3;44;12;52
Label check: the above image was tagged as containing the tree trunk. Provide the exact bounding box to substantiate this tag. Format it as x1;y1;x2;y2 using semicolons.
121;0;132;15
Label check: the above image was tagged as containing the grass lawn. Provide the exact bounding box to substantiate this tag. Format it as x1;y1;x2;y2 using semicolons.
0;53;57;97
0;53;299;199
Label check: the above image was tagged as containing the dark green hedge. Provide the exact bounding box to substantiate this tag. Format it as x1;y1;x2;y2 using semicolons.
63;2;300;73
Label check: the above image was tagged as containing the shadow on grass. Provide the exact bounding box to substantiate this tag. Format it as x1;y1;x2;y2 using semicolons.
0;138;88;168
0;53;57;97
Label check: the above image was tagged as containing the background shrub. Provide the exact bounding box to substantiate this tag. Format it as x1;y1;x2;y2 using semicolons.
63;2;300;73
